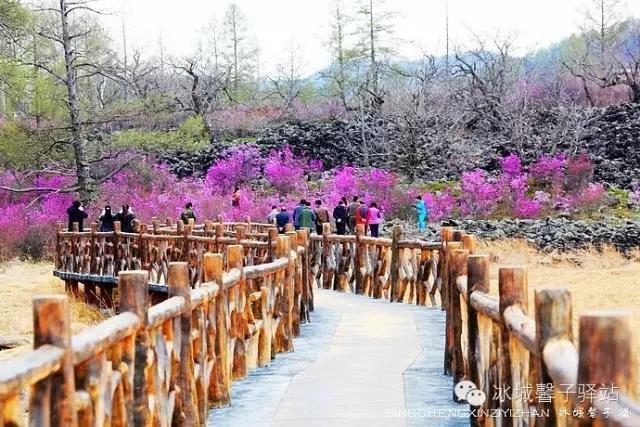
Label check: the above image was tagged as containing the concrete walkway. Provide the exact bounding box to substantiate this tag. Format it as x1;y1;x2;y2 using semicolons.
209;289;468;427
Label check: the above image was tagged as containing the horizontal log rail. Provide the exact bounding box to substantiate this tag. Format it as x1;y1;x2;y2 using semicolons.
443;226;640;426
0;229;310;426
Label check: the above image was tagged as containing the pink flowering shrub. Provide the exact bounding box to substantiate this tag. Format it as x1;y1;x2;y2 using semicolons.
423;191;457;222
205;145;263;194
0;150;609;259
264;146;320;195
460;170;499;217
422;153;606;221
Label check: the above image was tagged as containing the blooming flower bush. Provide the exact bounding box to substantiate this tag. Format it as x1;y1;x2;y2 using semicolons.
0;149;609;259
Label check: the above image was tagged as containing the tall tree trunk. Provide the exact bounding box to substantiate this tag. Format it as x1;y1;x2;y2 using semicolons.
60;0;91;202
369;0;378;95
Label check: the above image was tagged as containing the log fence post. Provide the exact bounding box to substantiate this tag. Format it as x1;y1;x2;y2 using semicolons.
577;309;637;427
235;224;247;242
118;270;151;425
203;253;230;407
535;288;573;426
467;254;490;426
450;248;469;399
168;262;198;425
215;222;224;253
498;266;528;425
389;225;403;303
268;227;278;262
443;241;462;375
355;224;365;295
226;245;247;380
321;223;332;290
297;228;312;316
277;236;295;352
30;295;78;427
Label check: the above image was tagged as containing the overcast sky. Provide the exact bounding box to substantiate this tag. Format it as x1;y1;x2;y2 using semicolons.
97;0;640;74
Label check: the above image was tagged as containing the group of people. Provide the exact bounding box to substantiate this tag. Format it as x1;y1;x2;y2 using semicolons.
267;196;384;237
66;201;137;233
68;194;428;237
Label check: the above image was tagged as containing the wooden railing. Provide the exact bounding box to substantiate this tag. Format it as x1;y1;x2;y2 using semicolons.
0;231;306;426
9;217;639;426
308;223;442;304
442;227;640;426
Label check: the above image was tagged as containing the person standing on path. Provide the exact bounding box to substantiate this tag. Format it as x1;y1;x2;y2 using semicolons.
332;199;348;235
413;195;428;231
67;200;88;231
293;199;306;230
347;196;360;234
275;207;290;234
355;202;369;235
367;202;382;237
314;200;330;235
267;205;279;224
98;205;115;232
116;204;136;233
298;201;316;232
180;202;196;225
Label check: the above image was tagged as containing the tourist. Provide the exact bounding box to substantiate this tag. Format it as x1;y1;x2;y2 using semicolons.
298;201;316;231
355;201;369;234
275;207;290;234
267;205;279;224
347;196;360;233
66;200;88;231
116;204;136;233
293;199;306;230
367;202;382;237
98;205;115;232
413;195;428;231
180;202;196;225
314;199;330;235
231;187;241;208
333;199;348;235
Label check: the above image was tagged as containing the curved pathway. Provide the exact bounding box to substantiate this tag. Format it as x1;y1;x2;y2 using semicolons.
208;289;468;426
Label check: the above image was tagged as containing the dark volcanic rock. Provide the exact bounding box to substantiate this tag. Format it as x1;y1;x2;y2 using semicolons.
442;218;640;252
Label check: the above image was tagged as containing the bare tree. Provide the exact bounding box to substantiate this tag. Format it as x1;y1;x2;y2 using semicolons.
452;33;519;132
221;3;255;98
268;41;307;118
354;0;397;107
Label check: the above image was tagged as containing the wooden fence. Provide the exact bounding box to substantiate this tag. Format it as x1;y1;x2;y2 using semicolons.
0;226;307;426
3;217;640;426
442;226;640;426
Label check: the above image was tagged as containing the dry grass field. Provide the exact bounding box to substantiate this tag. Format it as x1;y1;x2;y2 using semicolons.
0;261;107;362
482;240;640;362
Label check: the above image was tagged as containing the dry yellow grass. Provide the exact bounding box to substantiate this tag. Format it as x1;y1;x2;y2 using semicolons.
0;261;108;362
482;239;640;363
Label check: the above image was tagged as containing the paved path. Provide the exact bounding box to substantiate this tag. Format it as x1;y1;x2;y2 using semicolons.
208;289;468;427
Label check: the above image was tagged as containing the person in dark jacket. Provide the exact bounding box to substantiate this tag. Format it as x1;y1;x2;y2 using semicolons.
115;204;136;233
98;205;115;232
333;199;348;235
67;200;88;231
180;202;196;225
293;199;306;230
314;200;330;235
275;207;291;234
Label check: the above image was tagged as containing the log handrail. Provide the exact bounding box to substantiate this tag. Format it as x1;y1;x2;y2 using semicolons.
445;227;640;426
0;226;313;426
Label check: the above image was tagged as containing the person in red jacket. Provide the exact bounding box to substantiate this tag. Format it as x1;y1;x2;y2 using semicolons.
354;202;369;235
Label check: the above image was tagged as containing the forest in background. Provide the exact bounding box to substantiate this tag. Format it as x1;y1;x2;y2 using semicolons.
1;0;640;258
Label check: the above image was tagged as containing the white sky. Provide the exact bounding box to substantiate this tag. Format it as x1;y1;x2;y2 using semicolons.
98;0;640;75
